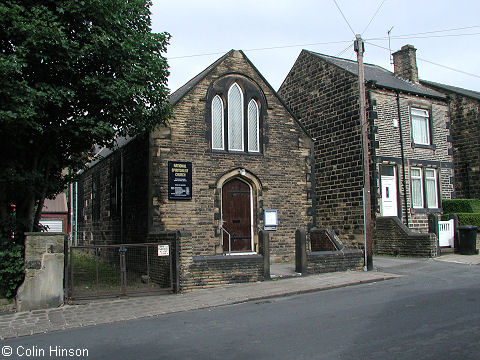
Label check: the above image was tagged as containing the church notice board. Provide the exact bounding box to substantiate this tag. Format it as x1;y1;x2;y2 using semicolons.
168;161;192;200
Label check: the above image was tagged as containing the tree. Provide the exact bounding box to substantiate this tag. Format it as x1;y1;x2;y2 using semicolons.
0;0;172;241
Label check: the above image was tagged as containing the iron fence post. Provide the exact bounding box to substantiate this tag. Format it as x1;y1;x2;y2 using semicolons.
120;245;127;295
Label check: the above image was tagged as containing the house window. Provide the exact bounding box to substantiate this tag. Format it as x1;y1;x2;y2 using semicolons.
411;167;439;209
411;167;423;208
212;95;224;150
425;169;438;208
247;99;259;152
228;83;244;151
411;108;430;145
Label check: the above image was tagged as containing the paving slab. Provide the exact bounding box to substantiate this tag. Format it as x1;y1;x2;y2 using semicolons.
434;253;480;265
0;270;399;340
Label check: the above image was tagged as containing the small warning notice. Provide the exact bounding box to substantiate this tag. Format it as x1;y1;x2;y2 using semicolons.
157;245;169;257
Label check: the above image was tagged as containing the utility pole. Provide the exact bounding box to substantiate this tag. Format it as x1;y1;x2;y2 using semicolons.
354;35;373;271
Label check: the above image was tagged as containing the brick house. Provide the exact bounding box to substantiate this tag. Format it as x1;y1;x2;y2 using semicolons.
420;81;480;199
76;50;315;290
278;45;454;251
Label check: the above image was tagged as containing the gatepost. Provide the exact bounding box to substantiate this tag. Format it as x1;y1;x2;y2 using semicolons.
295;229;307;275
258;230;270;280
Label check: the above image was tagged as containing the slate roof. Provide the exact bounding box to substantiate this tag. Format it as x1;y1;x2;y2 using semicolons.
420;80;480;101
306;50;446;100
82;136;133;170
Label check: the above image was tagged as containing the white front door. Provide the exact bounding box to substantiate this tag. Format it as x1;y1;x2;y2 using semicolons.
381;166;398;217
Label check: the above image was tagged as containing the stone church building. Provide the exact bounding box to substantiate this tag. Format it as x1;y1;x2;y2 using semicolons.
76;50;315;290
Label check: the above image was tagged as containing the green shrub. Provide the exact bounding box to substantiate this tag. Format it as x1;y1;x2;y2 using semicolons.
456;213;480;230
442;199;480;214
0;218;25;298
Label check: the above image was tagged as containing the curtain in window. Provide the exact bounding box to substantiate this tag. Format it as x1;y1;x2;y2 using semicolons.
411;168;423;208
212;95;224;149
425;169;437;208
247;99;259;152
411;109;429;145
228;84;243;150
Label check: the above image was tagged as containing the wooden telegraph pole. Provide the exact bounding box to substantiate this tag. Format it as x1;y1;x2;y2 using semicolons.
354;35;373;271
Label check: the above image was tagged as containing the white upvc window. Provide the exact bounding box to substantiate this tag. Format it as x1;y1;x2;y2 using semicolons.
211;95;224;150
411;108;430;145
247;99;259;152
411;167;423;208
228;83;244;151
425;168;438;208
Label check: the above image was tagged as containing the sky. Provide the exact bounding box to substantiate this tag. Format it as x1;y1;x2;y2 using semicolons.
150;0;480;94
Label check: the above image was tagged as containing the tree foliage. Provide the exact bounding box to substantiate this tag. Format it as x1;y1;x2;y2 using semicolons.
0;0;172;238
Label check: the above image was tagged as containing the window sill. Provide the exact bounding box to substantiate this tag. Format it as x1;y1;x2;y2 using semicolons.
412;143;436;150
411;207;442;214
211;149;263;157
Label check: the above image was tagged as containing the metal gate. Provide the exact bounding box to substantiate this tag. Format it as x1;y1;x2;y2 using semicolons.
66;242;177;300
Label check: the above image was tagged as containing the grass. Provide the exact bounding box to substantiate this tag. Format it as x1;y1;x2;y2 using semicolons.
68;249;165;297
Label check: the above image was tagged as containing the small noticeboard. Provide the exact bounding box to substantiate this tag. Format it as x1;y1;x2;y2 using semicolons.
264;209;278;231
168;161;192;200
157;245;169;257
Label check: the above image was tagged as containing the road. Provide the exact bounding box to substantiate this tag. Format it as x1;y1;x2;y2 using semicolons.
2;257;480;359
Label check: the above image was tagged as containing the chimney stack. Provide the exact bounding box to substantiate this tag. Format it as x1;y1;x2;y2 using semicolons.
392;45;419;83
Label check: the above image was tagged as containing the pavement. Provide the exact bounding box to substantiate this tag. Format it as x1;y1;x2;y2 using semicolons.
1;253;478;341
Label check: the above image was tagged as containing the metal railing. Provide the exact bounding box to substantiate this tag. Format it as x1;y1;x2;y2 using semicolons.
67;242;174;300
219;224;232;255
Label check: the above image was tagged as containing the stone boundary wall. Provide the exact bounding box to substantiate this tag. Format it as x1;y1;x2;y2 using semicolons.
306;249;364;274
374;217;439;257
17;233;65;312
184;255;264;290
176;230;268;291
296;229;364;274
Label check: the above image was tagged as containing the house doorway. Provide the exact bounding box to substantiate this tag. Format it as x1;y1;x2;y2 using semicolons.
381;165;398;217
221;178;253;253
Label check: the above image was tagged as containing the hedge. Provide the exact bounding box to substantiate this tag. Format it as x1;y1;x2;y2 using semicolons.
455;213;480;230
442;199;480;214
442;199;480;230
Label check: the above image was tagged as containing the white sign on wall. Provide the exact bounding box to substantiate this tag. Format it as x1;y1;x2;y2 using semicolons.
157;245;170;257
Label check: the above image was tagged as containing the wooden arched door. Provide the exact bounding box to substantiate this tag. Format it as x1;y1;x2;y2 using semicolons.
222;178;253;252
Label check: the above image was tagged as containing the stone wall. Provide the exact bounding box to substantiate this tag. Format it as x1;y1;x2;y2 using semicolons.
374;217;439;257
278;50;365;247
186;255;264;290
77;135;149;245
306;249;364;274
443;93;479;199
16;233;65;311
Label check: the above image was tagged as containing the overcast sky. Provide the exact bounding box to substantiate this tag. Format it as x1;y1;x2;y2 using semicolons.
151;0;479;94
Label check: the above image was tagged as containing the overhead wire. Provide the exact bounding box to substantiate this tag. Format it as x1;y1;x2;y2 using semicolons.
169;40;352;59
365;41;480;79
169;25;480;61
331;0;356;36
361;0;388;35
366;25;480;41
367;32;480;41
336;43;353;57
